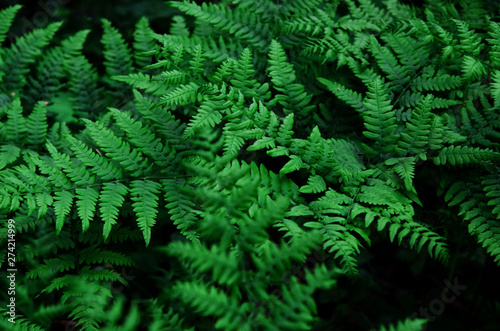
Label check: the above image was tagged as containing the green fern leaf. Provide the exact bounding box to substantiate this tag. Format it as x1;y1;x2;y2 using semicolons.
62;55;100;117
161;178;200;244
433;145;499;166
99;182;128;240
168;241;241;286
410;74;462;92
173;282;250;331
131;179;161;246
101;18;134;80
280;155;306;174
25;254;75;280
0;144;20;170
169;0;271;49
491;70;500;109
454;19;483;57
35;191;53;219
378;317;427;331
83;119;149;177
230;48;259;98
369;35;409;88
385;157;417;193
75;187;99;233
0;5;21;45
182;99;225;140
299;175;327;193
188;44;205;79
133;17;156;68
78;244;134;266
362;78;399;154
1;22;61;91
461;55;486;81
170;15;190;37
159;82;200;106
268;39;314;117
25;101;48;147
5;98;26;142
53;191;74;235
427;115;445;150
317;77;366;113
396;95;433;156
482;174;500;219
487;21;500;66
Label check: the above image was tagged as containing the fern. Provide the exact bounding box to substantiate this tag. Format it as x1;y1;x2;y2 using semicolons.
133;17;156;68
0;22;61;92
268;39;315;120
432;145;499;166
1;1;500;330
378;317;428;331
101;18;134;84
361;78;399;155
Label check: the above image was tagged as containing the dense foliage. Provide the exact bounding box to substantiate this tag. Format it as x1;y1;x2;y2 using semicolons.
0;0;500;330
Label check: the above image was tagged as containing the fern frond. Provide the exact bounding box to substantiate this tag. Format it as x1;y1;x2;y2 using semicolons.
385;157;417;193
487;21;500;66
491;70;500;109
159;82;200;106
482;173;500;220
25;254;75;280
133;17;156;68
132;90;185;145
25;101;48;147
75;187;99;233
27;30;91;103
101;18;134;81
173;282;250;331
61;276;112;331
83;118;149;177
183;98;226;141
378;317;427;331
410;74;462;92
230;48;259;98
99;182;128;240
53;191;74;235
0;313;46;331
109;107;176;170
168;0;272;49
0;22;61;92
78;244;134;266
382;32;425;74
4;98;26;142
161;178;200;243
432;145;499;166
454;19;483;57
362;78;399;154
130;179;161;246
268;40;314;118
112;72;168;95
369;35;409;89
168;241;241;285
396;94;433;156
445;181;500;265
307;189;365;278
0;144;20;170
317;77;366;113
170;15;190;37
461;55;486;81
0;5;21;45
188;44;205;79
64;55;100;116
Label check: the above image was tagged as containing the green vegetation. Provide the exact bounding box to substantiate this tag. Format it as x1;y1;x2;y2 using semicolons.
0;1;499;330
